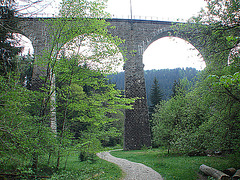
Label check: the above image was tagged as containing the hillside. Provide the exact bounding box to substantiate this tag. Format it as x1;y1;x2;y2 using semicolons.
108;67;200;106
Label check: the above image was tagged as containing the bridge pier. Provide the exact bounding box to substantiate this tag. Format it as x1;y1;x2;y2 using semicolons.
123;54;151;150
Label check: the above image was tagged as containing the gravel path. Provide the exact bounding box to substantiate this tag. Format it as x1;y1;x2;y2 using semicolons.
97;151;163;180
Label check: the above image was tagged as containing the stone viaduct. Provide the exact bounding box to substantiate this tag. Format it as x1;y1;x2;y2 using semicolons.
18;18;208;150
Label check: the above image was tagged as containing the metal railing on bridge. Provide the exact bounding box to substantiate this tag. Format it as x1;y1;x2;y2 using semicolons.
19;12;186;22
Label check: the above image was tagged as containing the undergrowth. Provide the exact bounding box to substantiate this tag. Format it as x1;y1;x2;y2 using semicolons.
0;151;122;180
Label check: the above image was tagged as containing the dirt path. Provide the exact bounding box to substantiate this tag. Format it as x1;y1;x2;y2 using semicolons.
97;151;163;180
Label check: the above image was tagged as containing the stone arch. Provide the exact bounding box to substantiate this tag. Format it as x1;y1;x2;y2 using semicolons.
3;19;35;57
18;18;49;55
140;28;205;65
142;33;205;70
12;33;34;56
59;33;125;73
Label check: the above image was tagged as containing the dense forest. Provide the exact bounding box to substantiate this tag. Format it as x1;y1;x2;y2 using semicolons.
108;67;200;105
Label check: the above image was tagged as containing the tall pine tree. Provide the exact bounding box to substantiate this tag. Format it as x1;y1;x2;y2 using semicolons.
149;77;163;117
171;79;181;97
149;77;163;142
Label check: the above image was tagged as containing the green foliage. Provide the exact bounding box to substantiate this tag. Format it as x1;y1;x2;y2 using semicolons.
50;151;122;180
55;54;134;138
149;77;164;108
152;0;239;155
33;0;134;171
0;5;21;76
0;75;56;170
108;67;200;104
148;77;164;142
0;0;134;178
171;79;181;97
153;70;240;153
0;3;57;172
152;78;201;151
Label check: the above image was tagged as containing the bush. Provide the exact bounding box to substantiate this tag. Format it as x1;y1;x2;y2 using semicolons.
78;151;95;162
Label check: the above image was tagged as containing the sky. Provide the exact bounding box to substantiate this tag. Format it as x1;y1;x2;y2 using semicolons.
106;0;206;22
17;0;207;70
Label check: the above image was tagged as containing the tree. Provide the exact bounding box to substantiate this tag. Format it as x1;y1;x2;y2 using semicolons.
149;77;163;118
150;77;164;108
0;0;135;175
30;0;135;170
152;0;240;154
2;0;55;16
192;0;240;152
152;78;199;152
0;5;21;76
148;77;163;144
171;79;181;97
0;1;57;172
54;54;134;169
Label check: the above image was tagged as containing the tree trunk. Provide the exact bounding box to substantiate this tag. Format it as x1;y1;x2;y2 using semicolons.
56;69;73;169
56;150;61;169
47;152;52;166
223;168;236;176
200;164;230;180
50;72;57;134
64;151;70;170
233;169;240;180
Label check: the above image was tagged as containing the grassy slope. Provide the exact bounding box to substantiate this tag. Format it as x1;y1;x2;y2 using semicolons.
111;148;240;180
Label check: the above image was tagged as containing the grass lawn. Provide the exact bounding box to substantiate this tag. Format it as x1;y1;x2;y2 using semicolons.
0;152;123;180
47;152;123;180
111;148;240;180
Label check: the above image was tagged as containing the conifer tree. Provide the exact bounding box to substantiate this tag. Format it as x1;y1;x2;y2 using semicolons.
149;77;163;142
171;79;182;97
149;77;163;116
